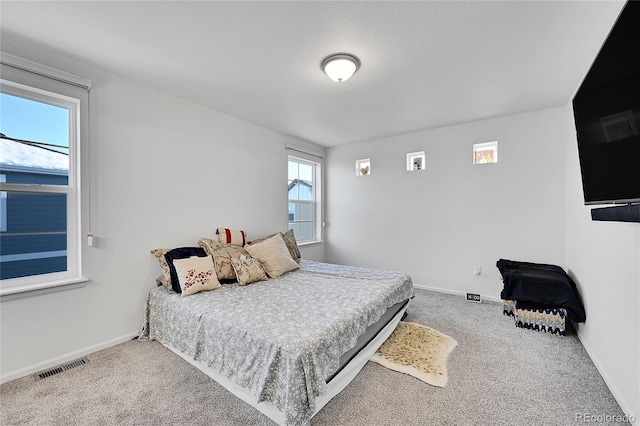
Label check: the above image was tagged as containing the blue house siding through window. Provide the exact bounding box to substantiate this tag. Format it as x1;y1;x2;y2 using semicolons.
0;138;68;280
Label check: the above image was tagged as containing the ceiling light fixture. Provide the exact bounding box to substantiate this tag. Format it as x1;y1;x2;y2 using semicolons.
321;53;361;83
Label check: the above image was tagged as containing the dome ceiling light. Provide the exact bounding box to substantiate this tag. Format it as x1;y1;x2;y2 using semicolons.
321;53;361;83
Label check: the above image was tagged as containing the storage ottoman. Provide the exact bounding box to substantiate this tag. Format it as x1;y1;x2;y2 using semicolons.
497;258;585;335
503;299;567;335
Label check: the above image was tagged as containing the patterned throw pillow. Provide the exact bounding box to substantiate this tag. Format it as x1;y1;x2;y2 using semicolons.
172;255;221;297
281;229;301;262
230;255;268;286
198;238;251;281
217;227;247;246
150;248;172;287
245;233;299;278
164;247;208;293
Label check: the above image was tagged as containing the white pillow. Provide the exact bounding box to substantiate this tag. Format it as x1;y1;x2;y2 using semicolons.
244;234;299;278
217;227;247;246
172;255;221;296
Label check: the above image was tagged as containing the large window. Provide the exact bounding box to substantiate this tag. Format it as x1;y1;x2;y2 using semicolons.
0;54;89;295
288;156;321;243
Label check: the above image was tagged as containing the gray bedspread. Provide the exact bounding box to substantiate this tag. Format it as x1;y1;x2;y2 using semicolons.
139;260;414;425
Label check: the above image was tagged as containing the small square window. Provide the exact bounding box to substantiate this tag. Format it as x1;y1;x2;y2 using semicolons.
356;159;370;176
473;141;498;165
406;151;425;171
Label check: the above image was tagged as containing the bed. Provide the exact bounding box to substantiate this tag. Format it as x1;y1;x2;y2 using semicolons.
139;259;414;425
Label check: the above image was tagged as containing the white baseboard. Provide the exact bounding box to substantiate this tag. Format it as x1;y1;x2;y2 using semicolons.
576;329;638;422
412;283;501;303
0;331;139;384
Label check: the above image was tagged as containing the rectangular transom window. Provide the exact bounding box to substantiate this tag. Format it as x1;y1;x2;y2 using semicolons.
0;54;89;296
473;141;498;165
288;156;321;243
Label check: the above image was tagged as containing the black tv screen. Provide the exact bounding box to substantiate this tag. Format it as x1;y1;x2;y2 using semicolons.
572;1;640;205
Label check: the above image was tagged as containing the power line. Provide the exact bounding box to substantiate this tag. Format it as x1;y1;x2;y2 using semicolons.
0;133;69;155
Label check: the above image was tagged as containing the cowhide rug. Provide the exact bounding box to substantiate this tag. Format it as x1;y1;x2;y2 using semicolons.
370;321;458;387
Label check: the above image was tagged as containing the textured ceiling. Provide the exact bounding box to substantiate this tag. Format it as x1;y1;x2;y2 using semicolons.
0;1;625;147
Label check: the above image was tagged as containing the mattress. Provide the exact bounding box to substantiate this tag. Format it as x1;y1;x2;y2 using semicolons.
140;260;414;425
328;299;408;382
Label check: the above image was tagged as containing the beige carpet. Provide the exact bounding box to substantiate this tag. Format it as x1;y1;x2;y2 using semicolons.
370;321;458;387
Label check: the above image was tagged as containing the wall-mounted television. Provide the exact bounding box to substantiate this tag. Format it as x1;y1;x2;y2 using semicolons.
572;0;640;206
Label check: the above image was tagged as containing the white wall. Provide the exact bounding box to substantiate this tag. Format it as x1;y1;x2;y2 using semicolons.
325;107;568;299
564;106;639;419
0;43;324;380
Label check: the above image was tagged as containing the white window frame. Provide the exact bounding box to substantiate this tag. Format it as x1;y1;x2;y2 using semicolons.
288;155;322;244
406;151;425;171
0;54;89;296
473;141;498;165
0;174;6;232
355;158;371;176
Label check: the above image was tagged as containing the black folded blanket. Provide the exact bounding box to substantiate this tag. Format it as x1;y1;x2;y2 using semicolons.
497;259;586;323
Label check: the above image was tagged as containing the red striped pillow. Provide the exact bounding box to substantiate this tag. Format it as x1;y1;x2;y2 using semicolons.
217;228;247;246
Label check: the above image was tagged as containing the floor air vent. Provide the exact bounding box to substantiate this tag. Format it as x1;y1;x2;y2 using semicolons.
34;357;89;381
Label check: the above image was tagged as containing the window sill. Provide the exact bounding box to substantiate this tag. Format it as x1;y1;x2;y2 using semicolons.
0;277;89;301
298;240;323;247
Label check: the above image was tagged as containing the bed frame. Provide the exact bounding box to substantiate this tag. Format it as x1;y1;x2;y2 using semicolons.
165;301;408;425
